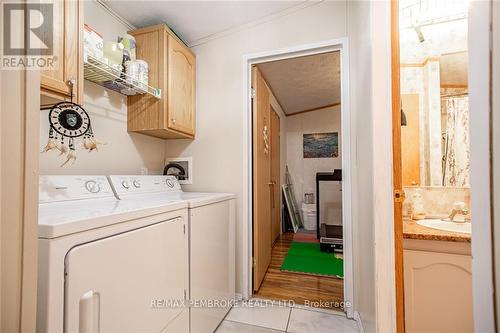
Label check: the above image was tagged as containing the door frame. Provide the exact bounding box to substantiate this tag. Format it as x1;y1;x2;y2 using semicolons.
469;1;495;331
390;1;497;331
390;1;405;332
0;34;40;333
241;38;354;318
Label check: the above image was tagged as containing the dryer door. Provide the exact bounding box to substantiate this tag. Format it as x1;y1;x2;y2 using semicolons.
64;218;188;333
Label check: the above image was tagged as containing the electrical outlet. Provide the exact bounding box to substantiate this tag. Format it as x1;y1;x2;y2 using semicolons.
140;167;148;175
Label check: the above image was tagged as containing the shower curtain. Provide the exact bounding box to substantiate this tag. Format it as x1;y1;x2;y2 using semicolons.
443;96;470;187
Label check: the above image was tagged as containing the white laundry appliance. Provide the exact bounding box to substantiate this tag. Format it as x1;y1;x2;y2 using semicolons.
37;175;189;333
108;175;236;333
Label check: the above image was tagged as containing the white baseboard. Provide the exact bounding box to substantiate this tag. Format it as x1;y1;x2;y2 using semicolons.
354;311;364;333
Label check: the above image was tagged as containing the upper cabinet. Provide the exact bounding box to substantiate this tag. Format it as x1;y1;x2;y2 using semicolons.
167;35;196;136
128;24;196;139
41;0;83;105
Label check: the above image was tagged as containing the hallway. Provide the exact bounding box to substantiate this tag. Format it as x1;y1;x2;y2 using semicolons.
254;233;344;311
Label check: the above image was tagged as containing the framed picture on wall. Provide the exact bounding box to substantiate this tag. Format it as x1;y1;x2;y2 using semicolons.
303;132;339;158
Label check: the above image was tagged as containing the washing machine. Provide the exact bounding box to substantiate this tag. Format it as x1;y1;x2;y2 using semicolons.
37;175;189;333
108;175;236;333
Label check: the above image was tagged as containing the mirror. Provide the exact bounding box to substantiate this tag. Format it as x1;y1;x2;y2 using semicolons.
399;0;470;187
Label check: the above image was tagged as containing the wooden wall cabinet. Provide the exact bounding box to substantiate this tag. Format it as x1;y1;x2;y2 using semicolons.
40;0;83;106
128;24;196;139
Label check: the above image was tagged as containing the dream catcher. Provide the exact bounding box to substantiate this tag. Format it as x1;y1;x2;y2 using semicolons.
42;101;104;167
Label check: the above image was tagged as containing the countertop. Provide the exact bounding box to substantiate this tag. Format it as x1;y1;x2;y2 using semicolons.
403;219;471;243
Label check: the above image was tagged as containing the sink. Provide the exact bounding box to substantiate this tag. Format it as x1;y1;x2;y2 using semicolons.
416;219;471;234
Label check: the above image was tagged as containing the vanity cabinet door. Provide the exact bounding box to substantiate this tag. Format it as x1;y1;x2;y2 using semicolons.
404;249;473;333
40;0;83;104
167;35;196;136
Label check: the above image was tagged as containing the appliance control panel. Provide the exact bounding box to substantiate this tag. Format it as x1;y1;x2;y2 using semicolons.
108;175;182;198
39;176;115;203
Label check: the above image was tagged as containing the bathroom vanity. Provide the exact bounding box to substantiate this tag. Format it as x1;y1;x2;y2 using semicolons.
403;220;472;333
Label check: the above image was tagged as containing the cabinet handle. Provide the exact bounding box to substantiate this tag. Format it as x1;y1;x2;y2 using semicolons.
79;290;100;332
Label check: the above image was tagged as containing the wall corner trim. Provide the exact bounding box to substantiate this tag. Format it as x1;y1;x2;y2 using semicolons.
354;311;365;333
93;0;136;30
187;1;323;47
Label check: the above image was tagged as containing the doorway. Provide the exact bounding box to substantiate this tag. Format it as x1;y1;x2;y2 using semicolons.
392;1;474;332
242;39;353;317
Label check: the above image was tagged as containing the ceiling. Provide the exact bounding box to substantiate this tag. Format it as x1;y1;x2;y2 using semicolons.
103;1;306;46
257;51;341;115
399;0;468;63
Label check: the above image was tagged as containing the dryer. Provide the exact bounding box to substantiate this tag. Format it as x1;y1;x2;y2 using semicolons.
108;175;236;333
37;175;189;333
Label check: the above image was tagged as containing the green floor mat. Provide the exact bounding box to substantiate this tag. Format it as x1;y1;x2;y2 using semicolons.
281;241;343;278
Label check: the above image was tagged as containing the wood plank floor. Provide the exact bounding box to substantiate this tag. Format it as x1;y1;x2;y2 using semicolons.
254;233;344;311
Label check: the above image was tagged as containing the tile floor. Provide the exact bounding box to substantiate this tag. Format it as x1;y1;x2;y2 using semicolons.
216;301;359;333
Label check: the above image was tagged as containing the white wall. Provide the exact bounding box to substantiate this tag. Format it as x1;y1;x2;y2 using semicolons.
347;0;378;331
165;0;379;329
285;107;342;226
164;0;348;293
371;1;399;331
493;1;500;328
469;0;495;331
39;1;166;175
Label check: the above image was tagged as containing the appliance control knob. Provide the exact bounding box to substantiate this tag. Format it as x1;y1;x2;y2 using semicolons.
121;180;130;189
166;179;174;188
85;180;100;193
133;180;141;188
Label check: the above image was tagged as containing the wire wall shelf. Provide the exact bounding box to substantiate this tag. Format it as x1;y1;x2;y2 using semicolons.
83;54;161;99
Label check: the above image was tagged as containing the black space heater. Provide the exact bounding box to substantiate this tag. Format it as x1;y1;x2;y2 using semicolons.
316;169;343;253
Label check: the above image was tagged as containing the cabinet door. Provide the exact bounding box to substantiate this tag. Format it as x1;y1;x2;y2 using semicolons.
404;249;473;333
128;26;165;131
167;35;195;136
40;0;82;103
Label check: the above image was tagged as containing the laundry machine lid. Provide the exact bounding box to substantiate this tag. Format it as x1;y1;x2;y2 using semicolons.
38;176;187;239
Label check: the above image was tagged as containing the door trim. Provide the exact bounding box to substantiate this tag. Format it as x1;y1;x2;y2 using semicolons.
0;18;40;331
241;38;354;318
469;1;495;331
391;1;405;332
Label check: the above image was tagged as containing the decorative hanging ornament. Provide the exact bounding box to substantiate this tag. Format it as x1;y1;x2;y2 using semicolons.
42;101;104;167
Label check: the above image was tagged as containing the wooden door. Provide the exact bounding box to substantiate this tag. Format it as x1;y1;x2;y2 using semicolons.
401;94;420;186
252;66;272;291
40;0;82;103
270;108;281;243
167;35;196;136
391;1;405;332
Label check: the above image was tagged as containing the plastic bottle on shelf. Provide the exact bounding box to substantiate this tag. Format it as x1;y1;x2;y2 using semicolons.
411;188;426;220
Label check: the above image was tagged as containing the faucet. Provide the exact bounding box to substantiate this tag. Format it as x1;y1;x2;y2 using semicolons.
447;201;470;223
